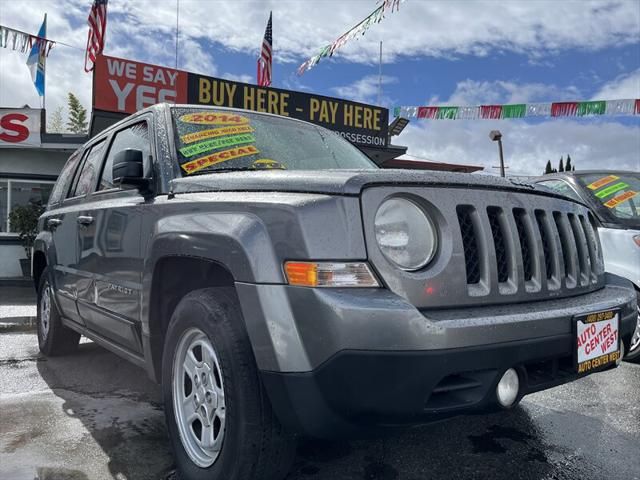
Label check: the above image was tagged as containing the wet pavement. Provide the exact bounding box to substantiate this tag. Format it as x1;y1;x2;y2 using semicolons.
0;331;639;480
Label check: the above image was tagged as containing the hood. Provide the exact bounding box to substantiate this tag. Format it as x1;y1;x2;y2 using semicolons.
170;169;575;200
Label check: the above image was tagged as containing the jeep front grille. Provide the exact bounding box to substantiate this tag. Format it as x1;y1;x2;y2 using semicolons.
457;206;602;294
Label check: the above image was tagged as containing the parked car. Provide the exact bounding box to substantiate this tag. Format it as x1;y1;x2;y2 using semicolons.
33;105;638;480
534;171;640;362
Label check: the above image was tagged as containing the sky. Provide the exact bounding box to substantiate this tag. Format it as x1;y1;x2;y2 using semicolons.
0;0;639;175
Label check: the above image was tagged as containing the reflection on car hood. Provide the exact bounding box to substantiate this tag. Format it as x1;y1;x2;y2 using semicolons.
170;169;572;199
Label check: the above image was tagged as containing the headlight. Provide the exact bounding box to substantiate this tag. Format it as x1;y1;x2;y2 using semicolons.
374;197;437;270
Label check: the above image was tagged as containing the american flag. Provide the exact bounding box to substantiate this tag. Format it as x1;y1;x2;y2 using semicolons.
84;0;108;72
257;12;272;87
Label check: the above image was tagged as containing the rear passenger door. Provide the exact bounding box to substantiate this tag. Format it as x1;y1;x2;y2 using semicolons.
75;119;152;354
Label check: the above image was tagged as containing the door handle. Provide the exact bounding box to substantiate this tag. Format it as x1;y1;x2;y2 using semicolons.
47;218;62;229
77;216;94;226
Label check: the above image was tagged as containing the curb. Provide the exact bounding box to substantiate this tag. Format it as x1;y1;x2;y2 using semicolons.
0;316;37;332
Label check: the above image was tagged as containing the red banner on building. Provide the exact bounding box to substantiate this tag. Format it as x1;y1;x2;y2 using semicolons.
93;55;188;114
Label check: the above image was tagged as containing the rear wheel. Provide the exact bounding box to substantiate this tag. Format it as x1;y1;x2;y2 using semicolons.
162;287;296;480
623;291;640;363
37;268;80;356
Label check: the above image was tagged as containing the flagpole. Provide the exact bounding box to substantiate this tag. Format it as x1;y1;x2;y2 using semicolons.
377;40;382;106
175;0;180;69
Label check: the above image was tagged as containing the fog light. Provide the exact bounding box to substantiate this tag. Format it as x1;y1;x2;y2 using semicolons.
496;368;520;407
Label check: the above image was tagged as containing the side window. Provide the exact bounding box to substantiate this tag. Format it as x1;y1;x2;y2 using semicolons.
99;122;150;191
538;180;582;202
70;140;107;198
49;151;82;206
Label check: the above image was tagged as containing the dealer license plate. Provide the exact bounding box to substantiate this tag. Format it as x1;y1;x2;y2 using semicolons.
575;309;621;376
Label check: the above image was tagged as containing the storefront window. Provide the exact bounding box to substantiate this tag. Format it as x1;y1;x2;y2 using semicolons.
0;181;7;232
0;179;54;234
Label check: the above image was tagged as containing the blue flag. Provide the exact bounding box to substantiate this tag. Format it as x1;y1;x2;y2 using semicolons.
26;14;47;97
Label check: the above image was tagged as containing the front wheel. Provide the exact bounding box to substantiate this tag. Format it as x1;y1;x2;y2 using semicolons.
162;287;296;480
623;291;640;363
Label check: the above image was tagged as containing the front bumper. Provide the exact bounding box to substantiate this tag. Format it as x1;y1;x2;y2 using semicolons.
236;274;637;438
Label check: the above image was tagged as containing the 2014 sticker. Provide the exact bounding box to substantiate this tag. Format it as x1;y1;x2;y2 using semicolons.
181;125;254;144
179;112;250;125
179;133;255;157
604;190;638;208
587;175;619;190
182;145;259;174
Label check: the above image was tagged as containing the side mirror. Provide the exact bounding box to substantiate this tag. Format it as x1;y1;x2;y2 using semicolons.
112;149;153;197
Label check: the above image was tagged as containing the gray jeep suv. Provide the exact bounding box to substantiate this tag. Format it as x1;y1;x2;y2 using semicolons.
33;104;638;480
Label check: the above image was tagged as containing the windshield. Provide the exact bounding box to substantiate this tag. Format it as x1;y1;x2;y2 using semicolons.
576;172;640;224
171;107;377;175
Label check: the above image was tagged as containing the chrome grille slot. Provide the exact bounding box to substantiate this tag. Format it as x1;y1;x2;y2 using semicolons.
535;210;556;283
487;207;511;284
457;206;482;285
553;212;578;288
513;208;533;282
568;213;590;286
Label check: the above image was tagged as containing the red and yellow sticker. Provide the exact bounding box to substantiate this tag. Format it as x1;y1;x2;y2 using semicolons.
587;175;619;190
180;125;254;144
604;190;638;208
181;145;259;174
179;112;250;126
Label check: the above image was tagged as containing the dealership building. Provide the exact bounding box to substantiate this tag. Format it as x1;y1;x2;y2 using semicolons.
0;108;86;279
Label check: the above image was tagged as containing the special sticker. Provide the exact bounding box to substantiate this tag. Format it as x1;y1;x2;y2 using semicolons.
182;145;259;174
179;112;250;125
587;175;619;190
179;133;255;157
180;125;254;144
604;190;638;208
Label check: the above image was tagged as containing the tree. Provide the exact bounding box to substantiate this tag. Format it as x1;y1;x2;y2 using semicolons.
48;106;65;133
565;155;572;172
559;156;564;172
544;160;553;174
67;92;88;134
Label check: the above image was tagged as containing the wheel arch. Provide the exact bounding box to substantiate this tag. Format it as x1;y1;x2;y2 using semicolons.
145;255;236;383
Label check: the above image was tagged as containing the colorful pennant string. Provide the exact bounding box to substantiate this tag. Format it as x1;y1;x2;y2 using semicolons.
297;0;406;76
396;99;640;120
0;25;55;56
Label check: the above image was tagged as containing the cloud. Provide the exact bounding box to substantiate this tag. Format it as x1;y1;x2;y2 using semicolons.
592;68;640;99
442;79;582;106
332;75;398;105
396;118;640;176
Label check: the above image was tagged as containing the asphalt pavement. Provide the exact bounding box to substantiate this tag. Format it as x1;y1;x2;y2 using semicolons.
1;327;639;480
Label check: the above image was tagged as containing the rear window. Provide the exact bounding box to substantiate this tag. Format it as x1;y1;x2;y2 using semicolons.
171;108;376;175
577;173;640;221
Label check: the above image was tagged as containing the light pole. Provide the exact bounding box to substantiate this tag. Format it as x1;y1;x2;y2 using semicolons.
489;130;505;177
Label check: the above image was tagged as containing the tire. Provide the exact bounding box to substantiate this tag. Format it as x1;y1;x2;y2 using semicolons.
37;267;81;356
162;287;296;480
623;291;640;363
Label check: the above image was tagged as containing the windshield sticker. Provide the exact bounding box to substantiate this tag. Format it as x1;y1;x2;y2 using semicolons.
182;145;259;174
179;112;250;125
604;190;638;208
587;175;619;190
179;133;255;157
252;159;286;170
180;125;254;144
595;182;628;199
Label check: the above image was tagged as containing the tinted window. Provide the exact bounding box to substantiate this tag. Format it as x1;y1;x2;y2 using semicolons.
49;151;82;205
577;173;640;221
538;180;582;202
171;108;376;176
99;122;151;190
70;140;107;198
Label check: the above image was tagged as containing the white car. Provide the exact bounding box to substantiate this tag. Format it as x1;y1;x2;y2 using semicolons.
535;171;640;362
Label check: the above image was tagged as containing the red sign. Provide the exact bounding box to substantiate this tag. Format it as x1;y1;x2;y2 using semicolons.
94;55;188;114
0;109;41;146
